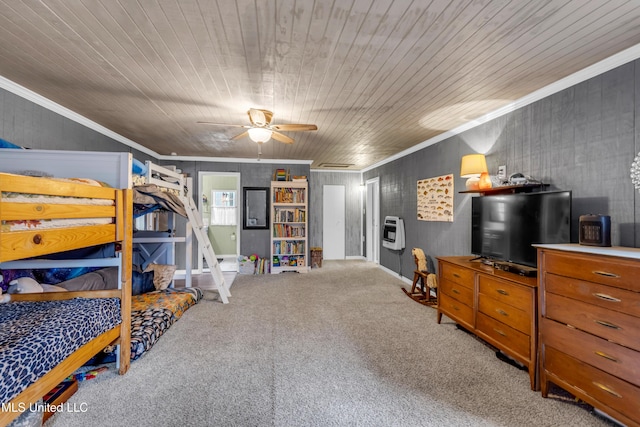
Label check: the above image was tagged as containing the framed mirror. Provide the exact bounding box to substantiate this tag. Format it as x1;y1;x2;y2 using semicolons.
243;187;269;229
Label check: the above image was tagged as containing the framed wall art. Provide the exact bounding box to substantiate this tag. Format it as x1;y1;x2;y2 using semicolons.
417;174;454;222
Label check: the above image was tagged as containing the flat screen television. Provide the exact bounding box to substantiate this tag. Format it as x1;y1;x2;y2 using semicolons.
471;191;571;268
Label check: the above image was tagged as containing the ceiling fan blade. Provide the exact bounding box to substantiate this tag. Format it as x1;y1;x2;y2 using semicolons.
271;131;294;144
232;131;249;140
197;121;249;129
248;108;273;127
271;124;317;132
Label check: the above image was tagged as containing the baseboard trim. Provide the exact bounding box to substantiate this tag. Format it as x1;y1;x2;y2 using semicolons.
378;264;412;286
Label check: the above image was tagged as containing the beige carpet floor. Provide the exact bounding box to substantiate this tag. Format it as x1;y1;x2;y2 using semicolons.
45;260;616;427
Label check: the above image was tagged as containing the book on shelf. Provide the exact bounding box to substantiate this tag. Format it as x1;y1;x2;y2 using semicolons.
273;188;305;203
274;169;289;181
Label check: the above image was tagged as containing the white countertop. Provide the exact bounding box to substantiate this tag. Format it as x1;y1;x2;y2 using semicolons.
534;243;640;260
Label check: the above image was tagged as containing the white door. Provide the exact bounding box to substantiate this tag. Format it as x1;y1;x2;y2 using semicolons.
366;178;380;264
323;185;346;259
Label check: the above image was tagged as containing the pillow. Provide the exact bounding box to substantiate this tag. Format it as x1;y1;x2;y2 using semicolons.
57;267;119;291
143;263;177;290
0;138;24;149
58;267;157;296
132;158;148;176
132;270;155;295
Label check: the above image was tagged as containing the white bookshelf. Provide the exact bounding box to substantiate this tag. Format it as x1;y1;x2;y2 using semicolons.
270;180;308;273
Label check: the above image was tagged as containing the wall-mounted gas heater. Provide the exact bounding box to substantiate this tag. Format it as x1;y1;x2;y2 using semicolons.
382;216;405;250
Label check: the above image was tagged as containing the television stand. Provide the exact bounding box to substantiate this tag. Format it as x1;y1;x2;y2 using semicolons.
469;256;496;268
492;261;537;277
436;256;539;390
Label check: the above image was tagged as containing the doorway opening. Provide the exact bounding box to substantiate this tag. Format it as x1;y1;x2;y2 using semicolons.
365;177;380;264
198;171;241;272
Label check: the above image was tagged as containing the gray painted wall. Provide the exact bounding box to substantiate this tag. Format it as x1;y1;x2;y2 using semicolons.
159;160;310;267
0;86;311;269
3;58;640;276
364;60;640;279
0;87;152;161
309;171;362;257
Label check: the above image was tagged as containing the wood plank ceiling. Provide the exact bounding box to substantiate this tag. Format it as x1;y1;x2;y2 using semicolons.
1;0;640;169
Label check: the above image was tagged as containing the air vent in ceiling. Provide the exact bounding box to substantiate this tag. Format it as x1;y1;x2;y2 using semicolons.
318;163;354;168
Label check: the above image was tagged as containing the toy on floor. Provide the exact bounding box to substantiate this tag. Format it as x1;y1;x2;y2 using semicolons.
67;366;109;382
8;277;67;293
402;248;438;306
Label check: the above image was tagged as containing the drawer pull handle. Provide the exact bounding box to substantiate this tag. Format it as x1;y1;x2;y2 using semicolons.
594;351;619;363
452;289;460;294
496;309;508;317
32;234;42;245
595;320;621;330
593;270;620;278
593;382;622;398
453;273;461;278
593;293;621;302
497;289;509;296
453;305;460;311
493;328;506;337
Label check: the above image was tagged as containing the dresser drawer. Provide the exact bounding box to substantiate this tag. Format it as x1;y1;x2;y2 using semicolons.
544;346;640;422
541;318;640;386
545;273;640;318
478;275;532;314
440;278;474;307
440;262;474;289
545;293;640;352
476;312;530;359
478;293;530;335
542;251;640;292
439;292;474;327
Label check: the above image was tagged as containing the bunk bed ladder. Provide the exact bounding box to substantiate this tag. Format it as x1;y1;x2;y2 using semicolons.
182;195;231;303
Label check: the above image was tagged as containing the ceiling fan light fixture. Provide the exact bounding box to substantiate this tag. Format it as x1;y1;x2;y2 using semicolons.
248;127;272;143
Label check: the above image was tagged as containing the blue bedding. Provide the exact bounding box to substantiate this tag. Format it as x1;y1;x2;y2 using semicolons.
0;298;121;403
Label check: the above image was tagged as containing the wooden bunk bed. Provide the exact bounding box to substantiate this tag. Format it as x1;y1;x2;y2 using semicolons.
0;149;227;300
0;171;133;426
0;148;225;367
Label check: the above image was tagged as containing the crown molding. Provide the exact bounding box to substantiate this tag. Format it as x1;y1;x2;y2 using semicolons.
362;42;640;173
3;41;640;172
161;155;313;165
0;75;159;158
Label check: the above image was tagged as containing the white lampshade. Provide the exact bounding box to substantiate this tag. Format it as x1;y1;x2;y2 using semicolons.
248;127;272;143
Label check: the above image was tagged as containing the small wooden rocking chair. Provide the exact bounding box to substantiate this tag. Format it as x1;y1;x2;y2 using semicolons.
402;248;437;306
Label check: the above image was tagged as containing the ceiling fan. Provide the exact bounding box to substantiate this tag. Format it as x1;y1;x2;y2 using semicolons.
198;108;317;144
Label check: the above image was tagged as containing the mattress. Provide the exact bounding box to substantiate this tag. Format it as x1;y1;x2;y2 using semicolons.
130;288;203;360
1;174;114;232
0;298;121;403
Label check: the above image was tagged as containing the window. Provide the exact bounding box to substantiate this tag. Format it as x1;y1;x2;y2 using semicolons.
213;191;235;208
210;190;237;226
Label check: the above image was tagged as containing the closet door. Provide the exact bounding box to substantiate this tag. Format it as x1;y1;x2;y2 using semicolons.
323;184;345;259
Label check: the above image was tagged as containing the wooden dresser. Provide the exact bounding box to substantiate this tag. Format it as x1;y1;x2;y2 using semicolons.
436;256;538;390
537;244;640;427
